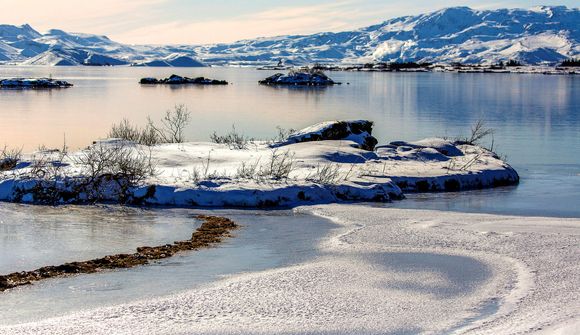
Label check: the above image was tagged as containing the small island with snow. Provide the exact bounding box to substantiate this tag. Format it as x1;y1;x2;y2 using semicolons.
259;70;339;86
0;78;73;89
139;74;228;85
0;116;518;207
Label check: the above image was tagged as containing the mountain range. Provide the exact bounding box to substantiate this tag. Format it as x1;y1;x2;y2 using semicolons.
0;5;578;66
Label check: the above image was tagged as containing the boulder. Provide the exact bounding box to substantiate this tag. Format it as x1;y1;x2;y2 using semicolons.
285;120;378;151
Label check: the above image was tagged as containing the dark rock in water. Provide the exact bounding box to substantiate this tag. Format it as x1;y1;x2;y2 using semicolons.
0;78;73;88
259;71;339;86
283;120;378;151
139;77;159;84
139;74;228;85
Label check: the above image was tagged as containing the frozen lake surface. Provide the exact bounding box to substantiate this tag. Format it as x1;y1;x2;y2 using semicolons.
2;205;578;334
0;203;336;324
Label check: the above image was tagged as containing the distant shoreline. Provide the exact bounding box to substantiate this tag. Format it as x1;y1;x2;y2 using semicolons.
0;63;577;76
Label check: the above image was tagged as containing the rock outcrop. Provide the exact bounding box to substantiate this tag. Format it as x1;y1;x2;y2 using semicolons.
259;71;339;86
0;78;73;88
283;120;378;151
140;74;228;85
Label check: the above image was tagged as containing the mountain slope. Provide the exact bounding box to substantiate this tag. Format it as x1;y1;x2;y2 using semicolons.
191;5;579;65
0;24;204;66
0;5;578;66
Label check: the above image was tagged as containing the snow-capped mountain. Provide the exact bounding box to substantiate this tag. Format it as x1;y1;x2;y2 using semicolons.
192;5;578;65
0;24;204;66
0;5;578;66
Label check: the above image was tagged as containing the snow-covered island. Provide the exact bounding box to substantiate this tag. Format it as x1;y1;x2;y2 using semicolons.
259;71;339;86
0;120;518;207
139;74;228;85
0;78;73;89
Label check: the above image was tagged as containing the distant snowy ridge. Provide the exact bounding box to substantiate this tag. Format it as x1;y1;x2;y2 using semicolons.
0;24;205;66
0;5;578;66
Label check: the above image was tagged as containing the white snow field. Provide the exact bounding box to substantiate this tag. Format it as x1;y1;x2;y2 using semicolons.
0;120;518;206
1;205;577;334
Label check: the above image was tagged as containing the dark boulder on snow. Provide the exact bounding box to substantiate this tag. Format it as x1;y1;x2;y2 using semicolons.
283;120;378;151
259;71;339;86
139;74;228;85
0;78;73;88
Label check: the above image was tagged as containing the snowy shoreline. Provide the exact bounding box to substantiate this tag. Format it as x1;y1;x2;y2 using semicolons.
1;205;577;334
0;120;518;207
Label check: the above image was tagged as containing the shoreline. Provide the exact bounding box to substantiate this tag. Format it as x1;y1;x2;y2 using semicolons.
1;205;578;334
1;63;578;73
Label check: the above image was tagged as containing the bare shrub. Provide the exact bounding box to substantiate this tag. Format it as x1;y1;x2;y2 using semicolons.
0;146;22;171
210;125;253;149
258;149;295;180
306;163;341;185
272;126;296;143
108;119;142;142
459;120;495;145
75;143;156;183
73;142;157;202
28;150;66;179
147;104;191;144
108;119;161;146
108;105;190;145
235;159;261;179
18;148;72;204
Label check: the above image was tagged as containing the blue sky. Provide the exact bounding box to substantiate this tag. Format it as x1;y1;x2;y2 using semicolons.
1;0;577;44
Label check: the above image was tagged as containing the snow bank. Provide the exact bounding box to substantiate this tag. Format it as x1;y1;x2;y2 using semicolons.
0;122;518;207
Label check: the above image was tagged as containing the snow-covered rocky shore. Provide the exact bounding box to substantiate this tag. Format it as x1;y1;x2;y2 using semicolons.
0;120;518;207
0;78;73;89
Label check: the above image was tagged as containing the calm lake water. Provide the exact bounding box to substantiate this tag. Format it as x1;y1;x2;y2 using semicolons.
1;66;578;216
